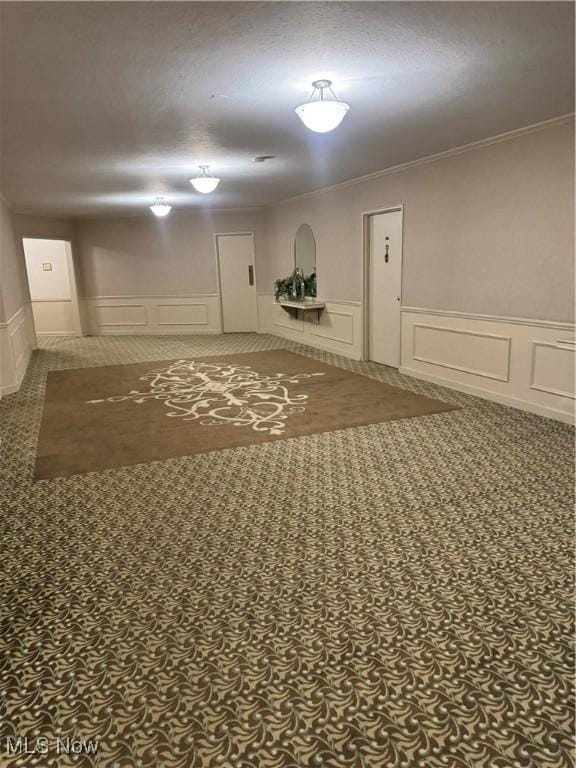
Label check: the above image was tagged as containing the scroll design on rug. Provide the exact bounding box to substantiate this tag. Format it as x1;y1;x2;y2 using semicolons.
87;359;325;435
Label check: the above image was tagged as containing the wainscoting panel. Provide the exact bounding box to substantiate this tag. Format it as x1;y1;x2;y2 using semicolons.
413;324;511;381
32;299;78;336
311;309;355;347
156;303;209;326
94;304;147;328
84;295;221;335
531;342;575;399
270;301;304;334
401;308;575;424
0;304;36;397
258;295;362;359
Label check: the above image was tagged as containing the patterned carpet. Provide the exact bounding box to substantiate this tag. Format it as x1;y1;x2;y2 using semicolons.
1;333;574;768
35;350;455;478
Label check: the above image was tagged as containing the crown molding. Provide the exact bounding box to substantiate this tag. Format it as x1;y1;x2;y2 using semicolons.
3;114;572;218
69;205;267;221
10;210;76;221
0;192;13;211
6;205;266;221
274;113;575;207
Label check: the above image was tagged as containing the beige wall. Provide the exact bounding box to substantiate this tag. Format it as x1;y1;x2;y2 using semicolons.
12;213;76;243
264;119;575;323
0;199;30;322
4;119;574;323
0;200;38;395
76;209;267;297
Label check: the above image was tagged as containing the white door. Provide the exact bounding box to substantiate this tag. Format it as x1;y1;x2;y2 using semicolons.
216;233;258;332
368;209;403;367
22;238;82;336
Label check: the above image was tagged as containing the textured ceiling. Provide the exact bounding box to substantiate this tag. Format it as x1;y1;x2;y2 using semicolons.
1;1;574;216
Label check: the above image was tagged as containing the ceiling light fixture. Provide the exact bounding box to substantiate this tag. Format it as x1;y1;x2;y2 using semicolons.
190;165;220;194
149;197;172;217
295;79;350;133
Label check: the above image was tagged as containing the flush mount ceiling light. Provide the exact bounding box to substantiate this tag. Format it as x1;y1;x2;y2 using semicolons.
295;79;350;133
149;197;172;217
190;165;220;194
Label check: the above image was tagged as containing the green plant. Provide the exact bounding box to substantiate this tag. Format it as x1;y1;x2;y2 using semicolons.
304;272;317;298
274;271;317;301
274;275;295;301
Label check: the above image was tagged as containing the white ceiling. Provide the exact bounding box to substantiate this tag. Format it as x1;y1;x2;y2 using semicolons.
1;1;573;216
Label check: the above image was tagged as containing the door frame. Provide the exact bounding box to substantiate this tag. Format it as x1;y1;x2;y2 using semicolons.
21;236;84;337
361;204;404;363
213;231;259;333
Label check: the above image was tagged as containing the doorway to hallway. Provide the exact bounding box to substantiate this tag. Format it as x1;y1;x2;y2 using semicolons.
22;238;82;337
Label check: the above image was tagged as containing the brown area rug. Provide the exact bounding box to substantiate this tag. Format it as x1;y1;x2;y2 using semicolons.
35;350;456;479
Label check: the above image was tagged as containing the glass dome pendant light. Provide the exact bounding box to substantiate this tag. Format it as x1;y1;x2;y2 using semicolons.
295;79;350;133
149;196;172;217
190;165;220;194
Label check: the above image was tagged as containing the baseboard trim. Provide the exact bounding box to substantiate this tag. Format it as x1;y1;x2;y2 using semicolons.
1;383;20;396
35;331;79;337
86;329;222;337
1;381;24;396
399;365;575;425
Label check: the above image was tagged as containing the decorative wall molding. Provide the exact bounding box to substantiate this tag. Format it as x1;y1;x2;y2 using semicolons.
275;114;574;206
273;311;304;334
402;305;574;331
310;309;355;346
31;298;80;336
83;295;222;335
530;342;575;400
412;323;511;382
35;333;78;338
401;309;575;424
261;299;575;421
94;304;147;327
72;208;265;221
86;293;220;301
156;303;209;326
0;304;36;397
30;297;73;303
0;306;25;330
258;294;362;360
0;191;13;209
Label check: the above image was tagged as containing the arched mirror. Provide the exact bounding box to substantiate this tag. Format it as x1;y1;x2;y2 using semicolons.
294;224;316;276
